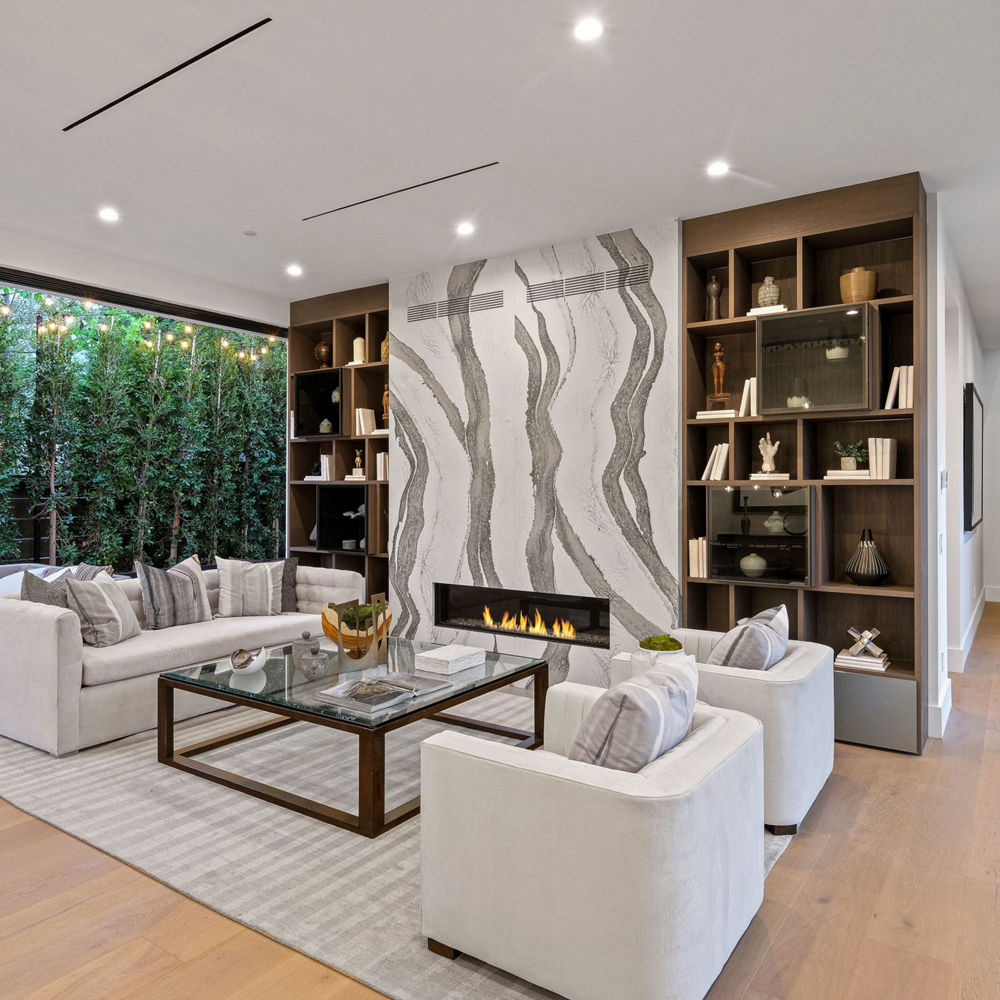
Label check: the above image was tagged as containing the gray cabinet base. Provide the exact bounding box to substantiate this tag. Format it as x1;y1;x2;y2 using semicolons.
834;670;919;754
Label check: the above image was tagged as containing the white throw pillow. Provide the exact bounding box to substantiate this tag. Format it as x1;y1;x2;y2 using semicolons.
568;657;698;772
216;557;283;618
705;605;789;670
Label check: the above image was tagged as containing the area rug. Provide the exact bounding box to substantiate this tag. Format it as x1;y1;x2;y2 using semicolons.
0;693;791;1000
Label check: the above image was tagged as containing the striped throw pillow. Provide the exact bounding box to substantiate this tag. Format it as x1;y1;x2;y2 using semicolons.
216;557;282;618
66;577;142;647
569;657;698;772
135;555;212;629
73;562;115;581
705;604;789;670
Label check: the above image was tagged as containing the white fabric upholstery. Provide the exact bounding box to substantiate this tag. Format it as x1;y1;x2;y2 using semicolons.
421;684;764;1000
612;627;834;828
0;563;364;755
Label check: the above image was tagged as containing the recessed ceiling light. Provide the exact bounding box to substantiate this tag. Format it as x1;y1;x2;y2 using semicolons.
286;263;303;276
573;17;604;41
243;229;258;237
456;221;475;236
97;206;120;223
706;160;730;177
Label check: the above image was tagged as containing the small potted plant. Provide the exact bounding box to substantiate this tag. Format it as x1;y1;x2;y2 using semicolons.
633;633;686;671
834;440;868;472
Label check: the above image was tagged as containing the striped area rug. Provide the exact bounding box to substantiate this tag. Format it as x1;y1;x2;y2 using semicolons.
0;693;789;1000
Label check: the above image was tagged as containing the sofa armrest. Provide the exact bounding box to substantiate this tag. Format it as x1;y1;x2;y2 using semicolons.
293;565;365;614
0;599;84;755
542;681;605;756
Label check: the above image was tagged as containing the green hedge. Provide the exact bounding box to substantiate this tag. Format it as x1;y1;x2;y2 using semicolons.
0;288;286;571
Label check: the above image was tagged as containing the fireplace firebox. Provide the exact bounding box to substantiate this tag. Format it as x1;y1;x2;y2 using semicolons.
434;583;610;649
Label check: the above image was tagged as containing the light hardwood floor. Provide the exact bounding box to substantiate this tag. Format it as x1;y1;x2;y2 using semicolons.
2;607;998;999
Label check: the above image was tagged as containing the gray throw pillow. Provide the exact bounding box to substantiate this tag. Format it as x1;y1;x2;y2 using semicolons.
21;570;71;607
73;562;115;581
569;658;698;772
66;577;142;647
705;604;789;670
216;557;282;618
135;555;212;629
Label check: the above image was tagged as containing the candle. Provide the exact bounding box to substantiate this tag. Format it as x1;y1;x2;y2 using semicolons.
353;336;365;365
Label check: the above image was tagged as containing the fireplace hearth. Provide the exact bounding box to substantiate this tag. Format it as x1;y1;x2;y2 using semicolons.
435;583;610;649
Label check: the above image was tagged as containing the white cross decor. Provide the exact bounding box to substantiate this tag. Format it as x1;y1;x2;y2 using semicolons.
847;627;884;658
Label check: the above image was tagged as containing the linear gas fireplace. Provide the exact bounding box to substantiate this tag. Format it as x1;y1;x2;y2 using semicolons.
435;583;611;649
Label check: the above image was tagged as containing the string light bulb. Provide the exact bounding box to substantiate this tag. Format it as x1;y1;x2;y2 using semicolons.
180;339;190;350
83;300;94;310
221;338;230;348
0;304;9;316
143;320;152;330
165;332;174;342
64;315;74;325
238;350;246;359
99;323;109;332
59;325;66;333
184;325;193;334
260;345;268;355
48;322;57;331
268;336;276;342
44;297;53;306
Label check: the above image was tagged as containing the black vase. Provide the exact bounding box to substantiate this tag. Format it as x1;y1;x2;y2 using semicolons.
844;528;889;586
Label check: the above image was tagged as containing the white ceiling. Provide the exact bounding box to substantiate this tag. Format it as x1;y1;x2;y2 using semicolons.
1;0;999;337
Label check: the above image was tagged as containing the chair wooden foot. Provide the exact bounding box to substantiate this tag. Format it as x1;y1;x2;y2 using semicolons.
427;938;461;960
766;823;797;835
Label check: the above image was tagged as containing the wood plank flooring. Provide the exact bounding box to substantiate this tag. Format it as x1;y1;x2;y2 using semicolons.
2;606;999;999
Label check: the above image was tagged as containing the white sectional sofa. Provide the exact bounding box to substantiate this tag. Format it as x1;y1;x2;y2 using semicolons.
421;681;765;1000
612;626;834;832
0;565;363;756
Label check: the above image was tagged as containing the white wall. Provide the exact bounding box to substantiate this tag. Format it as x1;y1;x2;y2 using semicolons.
981;351;1000;602
930;198;985;705
0;225;288;328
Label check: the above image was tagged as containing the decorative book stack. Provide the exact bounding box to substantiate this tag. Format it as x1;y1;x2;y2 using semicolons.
835;650;889;672
883;365;915;409
305;455;336;481
823;467;872;481
355;408;377;435
746;304;787;316
375;452;389;481
688;537;709;578
414;644;487;675
866;438;898;479
700;443;730;481
696;409;736;420
749;471;790;480
737;377;759;417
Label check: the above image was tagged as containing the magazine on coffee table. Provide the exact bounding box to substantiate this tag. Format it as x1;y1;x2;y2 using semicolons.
314;673;451;713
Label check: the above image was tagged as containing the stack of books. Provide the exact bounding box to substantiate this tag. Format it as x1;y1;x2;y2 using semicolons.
823;467;872;481
696;408;736;420
835;650;890;672
414;644;487;675
355;408;377;435
749;471;790;480
883;365;915;409
737;377;759;417
304;454;336;481
375;452;389;481
701;443;730;481
867;437;898;479
747;304;787;316
688;537;709;578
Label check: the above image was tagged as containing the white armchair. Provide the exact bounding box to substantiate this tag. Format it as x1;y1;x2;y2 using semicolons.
420;682;764;1000
612;627;834;833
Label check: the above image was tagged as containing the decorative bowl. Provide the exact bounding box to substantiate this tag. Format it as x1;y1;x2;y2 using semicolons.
321;603;392;653
230;647;267;674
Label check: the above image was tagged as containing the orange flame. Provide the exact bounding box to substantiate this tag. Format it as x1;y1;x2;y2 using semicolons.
482;605;576;639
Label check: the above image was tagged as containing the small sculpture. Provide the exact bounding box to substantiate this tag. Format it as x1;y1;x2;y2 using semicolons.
381;332;390;362
711;342;727;396
382;383;389;423
847;627;884;658
354;449;363;469
313;340;332;369
758;432;780;474
706;275;722;321
758;276;780;307
763;510;786;534
319;418;333;434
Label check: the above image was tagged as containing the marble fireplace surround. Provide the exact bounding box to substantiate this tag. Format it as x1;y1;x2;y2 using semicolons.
388;221;680;686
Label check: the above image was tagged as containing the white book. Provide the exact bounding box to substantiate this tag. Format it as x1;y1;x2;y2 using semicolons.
370;428;389;436
877;438;886;480
750;472;790;480
885;438;897;479
700;537;708;579
701;444;719;481
824;469;871;478
884;367;900;409
415;644;487;675
710;442;730;481
696;410;736;419
747;305;788;316
689;538;699;578
907;365;915;407
902;366;912;408
738;380;751;417
868;437;879;479
749;377;758;417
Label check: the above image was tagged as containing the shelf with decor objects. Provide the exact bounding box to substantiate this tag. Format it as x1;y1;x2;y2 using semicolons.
682;173;927;754
287;283;391;600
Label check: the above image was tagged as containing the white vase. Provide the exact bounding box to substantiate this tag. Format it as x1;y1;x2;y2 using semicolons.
632;647;687;672
739;552;767;578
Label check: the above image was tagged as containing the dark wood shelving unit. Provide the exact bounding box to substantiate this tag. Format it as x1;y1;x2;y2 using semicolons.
287;283;391;599
682;174;928;753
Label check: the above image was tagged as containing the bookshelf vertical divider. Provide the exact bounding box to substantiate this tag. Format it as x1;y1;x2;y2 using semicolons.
681;174;928;753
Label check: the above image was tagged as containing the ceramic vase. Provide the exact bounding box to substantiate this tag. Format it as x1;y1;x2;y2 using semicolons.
313;340;332;369
706;274;722;321
739;552;767;578
844;529;889;586
758;276;780;307
632;647;688;672
841;457;858;471
839;267;877;304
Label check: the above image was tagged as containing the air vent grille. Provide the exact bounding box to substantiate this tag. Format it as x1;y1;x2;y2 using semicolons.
526;263;651;303
407;290;504;323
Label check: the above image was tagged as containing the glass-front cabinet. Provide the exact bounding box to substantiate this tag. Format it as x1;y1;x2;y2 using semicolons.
708;485;811;585
758;304;871;414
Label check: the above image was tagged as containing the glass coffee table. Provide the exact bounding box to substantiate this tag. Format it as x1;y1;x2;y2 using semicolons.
157;635;548;838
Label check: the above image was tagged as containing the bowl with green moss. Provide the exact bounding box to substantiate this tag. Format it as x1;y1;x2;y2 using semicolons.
633;633;687;670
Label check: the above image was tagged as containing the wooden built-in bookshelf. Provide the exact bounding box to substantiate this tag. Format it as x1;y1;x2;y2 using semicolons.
682;174;928;753
287;283;390;599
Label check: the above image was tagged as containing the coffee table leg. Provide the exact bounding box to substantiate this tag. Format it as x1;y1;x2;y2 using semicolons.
157;677;174;763
533;663;548;747
358;730;386;837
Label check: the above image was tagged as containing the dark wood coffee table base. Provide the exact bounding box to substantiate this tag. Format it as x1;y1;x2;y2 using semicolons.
157;661;548;838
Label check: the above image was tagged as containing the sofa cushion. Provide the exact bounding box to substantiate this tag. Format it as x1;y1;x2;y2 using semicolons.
568;658;698;772
74;562;115;581
21;570;72;607
67;576;143;647
135;556;211;629
217;557;282;617
81;613;322;686
705;605;789;671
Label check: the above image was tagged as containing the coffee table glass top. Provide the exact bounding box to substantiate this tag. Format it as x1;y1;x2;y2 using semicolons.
160;635;545;729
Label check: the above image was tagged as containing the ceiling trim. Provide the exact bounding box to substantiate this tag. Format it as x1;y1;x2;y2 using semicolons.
0;263;287;338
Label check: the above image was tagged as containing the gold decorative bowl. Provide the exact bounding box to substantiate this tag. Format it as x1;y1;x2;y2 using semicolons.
321;604;392;653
